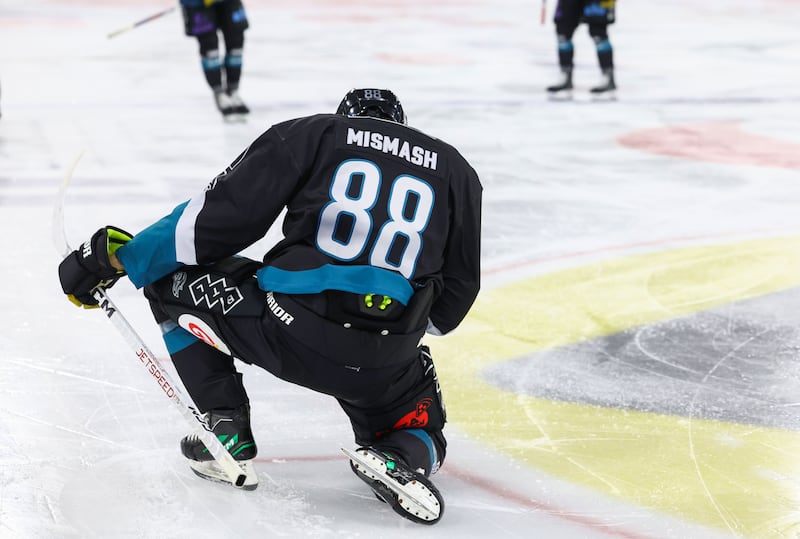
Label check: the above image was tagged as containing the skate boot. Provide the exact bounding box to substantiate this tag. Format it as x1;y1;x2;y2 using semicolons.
546;67;573;99
181;404;259;490
343;447;444;525
590;68;617;97
226;89;250;115
213;90;237;118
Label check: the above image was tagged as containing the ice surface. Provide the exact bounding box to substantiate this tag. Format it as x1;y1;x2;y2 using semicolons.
1;0;800;537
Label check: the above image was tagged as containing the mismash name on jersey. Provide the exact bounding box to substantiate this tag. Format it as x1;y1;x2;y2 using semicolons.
346;128;438;171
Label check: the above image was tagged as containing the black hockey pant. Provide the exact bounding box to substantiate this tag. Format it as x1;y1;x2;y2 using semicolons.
143;257;447;475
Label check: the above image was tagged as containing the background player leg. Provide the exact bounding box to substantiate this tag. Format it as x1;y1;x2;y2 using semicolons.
546;33;575;96
547;0;581;97
195;31;237;116
221;30;249;115
589;25;616;95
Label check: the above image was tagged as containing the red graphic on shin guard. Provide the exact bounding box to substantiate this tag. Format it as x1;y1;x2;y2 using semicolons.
188;322;217;347
392;398;433;430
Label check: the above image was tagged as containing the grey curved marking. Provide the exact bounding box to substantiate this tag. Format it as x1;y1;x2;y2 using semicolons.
483;286;800;430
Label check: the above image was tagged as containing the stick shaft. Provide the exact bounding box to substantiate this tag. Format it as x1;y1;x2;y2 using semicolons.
107;6;177;39
92;288;248;487
53;152;247;488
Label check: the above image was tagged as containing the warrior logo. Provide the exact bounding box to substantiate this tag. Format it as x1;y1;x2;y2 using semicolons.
189;275;243;314
266;292;294;325
172;271;187;298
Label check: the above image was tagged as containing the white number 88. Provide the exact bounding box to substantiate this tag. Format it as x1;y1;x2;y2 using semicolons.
316;159;434;279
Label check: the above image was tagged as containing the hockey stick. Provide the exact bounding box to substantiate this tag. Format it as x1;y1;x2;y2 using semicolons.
107;6;177;39
53;154;251;489
540;0;547;25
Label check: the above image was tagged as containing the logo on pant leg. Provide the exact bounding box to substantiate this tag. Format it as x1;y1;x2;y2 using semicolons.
172;272;187;298
189;275;243;314
177;314;232;355
265;292;294;325
392;398;433;430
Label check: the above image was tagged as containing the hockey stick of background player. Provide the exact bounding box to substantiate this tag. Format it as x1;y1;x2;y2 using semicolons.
107;6;177;39
52;153;251;489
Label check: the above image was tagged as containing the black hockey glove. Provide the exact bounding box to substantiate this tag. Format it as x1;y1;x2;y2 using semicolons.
58;226;133;308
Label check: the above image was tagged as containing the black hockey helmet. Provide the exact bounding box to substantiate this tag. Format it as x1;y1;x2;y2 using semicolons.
336;88;406;124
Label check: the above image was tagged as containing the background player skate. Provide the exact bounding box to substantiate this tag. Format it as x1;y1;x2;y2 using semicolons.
546;0;617;97
180;0;250;118
58;88;482;525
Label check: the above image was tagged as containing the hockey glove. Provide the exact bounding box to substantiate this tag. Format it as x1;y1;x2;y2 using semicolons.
58;226;133;308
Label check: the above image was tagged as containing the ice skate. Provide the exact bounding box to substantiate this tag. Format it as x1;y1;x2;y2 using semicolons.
590;68;617;100
226;89;250;116
546;68;573;100
343;447;444;525
213;90;246;122
213;90;235;115
181;404;259;490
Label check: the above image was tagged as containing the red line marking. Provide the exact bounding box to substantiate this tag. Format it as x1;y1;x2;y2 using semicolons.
445;462;659;539
618;121;800;169
255;454;658;538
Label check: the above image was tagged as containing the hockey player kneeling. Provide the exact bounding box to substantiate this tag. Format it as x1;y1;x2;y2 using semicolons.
57;88;482;525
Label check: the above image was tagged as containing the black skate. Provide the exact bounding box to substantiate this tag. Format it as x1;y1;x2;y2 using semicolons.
181;405;259;490
343;447;444;525
226;90;250;116
213;91;246;122
590;69;617;99
546;68;573;100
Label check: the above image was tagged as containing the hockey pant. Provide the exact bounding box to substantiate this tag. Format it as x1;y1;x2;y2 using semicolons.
143;256;447;475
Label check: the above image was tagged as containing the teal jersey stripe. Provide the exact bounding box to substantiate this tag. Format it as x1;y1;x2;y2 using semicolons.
117;201;189;288
257;264;413;305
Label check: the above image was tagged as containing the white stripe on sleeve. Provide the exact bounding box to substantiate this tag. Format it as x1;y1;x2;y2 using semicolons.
174;193;206;265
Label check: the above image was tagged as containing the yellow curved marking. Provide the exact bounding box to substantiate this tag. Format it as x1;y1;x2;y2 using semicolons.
432;236;800;537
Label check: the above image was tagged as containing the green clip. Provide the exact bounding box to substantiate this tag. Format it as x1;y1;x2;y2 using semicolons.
364;294;393;310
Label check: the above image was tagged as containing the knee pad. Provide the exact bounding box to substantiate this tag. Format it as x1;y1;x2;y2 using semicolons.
201;49;222;72
225;48;243;69
557;34;574;52
593;36;613;54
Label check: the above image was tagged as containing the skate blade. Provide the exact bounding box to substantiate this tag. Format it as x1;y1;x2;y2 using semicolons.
342;447;442;523
546;90;573;101
222;113;248;123
590;90;617;102
188;459;258;490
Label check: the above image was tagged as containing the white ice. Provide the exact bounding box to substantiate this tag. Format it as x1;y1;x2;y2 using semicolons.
1;0;799;537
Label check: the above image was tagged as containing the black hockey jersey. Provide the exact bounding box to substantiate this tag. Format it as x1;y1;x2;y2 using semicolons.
117;113;482;335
